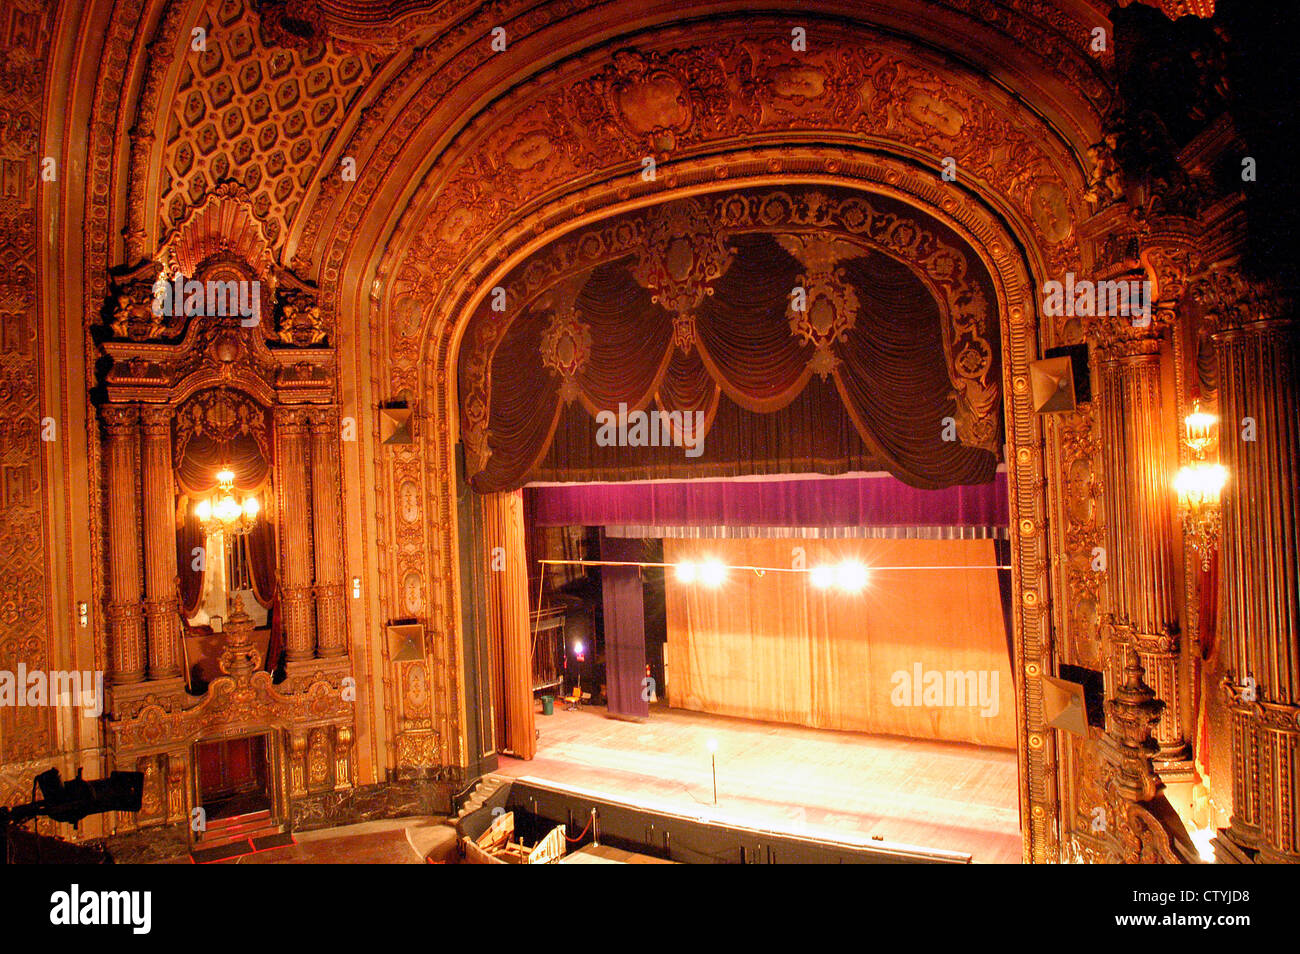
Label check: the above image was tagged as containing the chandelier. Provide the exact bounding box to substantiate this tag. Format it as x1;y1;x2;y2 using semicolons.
1173;401;1227;572
195;467;260;537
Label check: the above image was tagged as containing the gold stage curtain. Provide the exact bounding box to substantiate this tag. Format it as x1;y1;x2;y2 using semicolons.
663;538;1015;748
481;490;537;759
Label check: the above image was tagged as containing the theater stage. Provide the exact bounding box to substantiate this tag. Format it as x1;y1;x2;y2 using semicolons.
495;705;1022;863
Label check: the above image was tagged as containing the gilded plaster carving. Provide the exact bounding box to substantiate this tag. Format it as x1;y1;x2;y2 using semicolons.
64;0;1254;862
155;0;380;251
776;233;861;379
0;0;53;763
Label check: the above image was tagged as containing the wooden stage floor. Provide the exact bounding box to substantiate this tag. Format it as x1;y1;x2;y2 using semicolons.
496;704;1022;863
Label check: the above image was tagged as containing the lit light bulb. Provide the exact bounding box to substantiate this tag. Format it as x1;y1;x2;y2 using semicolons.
243;496;260;519
195;499;212;522
835;561;869;592
1175;462;1228;507
216;495;241;523
675;561;698;583
215;468;235;487
706;738;718;753
809;565;835;589
699;560;727;587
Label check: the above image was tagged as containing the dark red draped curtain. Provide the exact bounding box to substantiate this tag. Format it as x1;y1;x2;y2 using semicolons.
176;502;206;618
464;232;1000;492
526;471;1009;529
175;432;270;495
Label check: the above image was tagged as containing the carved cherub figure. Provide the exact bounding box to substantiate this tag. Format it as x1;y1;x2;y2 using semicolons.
1084;134;1124;211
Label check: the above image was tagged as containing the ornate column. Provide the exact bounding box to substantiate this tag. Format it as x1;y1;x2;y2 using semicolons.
274;406;316;662
309;407;347;657
139;404;182;680
1094;310;1188;763
1200;271;1300;863
101;405;146;684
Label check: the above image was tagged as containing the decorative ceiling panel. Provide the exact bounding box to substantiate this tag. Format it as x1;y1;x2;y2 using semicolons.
158;0;383;252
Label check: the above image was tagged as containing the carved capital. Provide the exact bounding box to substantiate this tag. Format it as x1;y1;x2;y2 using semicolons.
101;403;141;433
137;404;175;435
307;404;341;432
273;404;313;431
1193;268;1289;336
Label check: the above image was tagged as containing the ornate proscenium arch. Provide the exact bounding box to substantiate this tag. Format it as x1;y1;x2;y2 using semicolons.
456;186;1004;491
78;0;1222;862
347;16;1099;864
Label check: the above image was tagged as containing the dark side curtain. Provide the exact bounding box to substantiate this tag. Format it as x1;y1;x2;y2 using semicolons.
465;233;999;492
176;499;206;619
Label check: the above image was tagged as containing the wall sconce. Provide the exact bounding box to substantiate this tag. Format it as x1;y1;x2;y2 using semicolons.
77;602;88;628
352;577;361;599
1174;400;1227;571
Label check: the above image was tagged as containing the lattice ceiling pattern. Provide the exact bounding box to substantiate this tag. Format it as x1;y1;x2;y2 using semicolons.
159;0;380;252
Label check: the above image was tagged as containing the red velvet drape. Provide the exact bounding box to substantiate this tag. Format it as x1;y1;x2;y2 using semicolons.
175;432;270;496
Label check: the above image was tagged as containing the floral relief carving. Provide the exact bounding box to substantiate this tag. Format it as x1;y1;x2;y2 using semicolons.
539;307;592;401
627;198;735;353
776;233;862;379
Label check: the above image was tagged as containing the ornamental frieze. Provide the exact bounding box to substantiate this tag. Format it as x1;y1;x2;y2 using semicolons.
109;668;351;754
389;25;1085;358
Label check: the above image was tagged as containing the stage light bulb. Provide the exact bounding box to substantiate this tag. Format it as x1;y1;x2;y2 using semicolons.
676;561;698;583
809;565;835;589
835;561;869;591
700;560;727;587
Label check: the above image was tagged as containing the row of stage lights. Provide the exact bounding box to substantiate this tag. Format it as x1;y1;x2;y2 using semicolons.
674;559;871;592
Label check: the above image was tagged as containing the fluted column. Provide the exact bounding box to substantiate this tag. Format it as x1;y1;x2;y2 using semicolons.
275;406;316;661
1209;280;1300;862
139;405;181;680
102;405;146;684
1096;317;1187;760
309;407;347;657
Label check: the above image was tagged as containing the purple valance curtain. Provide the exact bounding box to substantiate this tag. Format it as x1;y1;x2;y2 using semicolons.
526;471;1008;529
